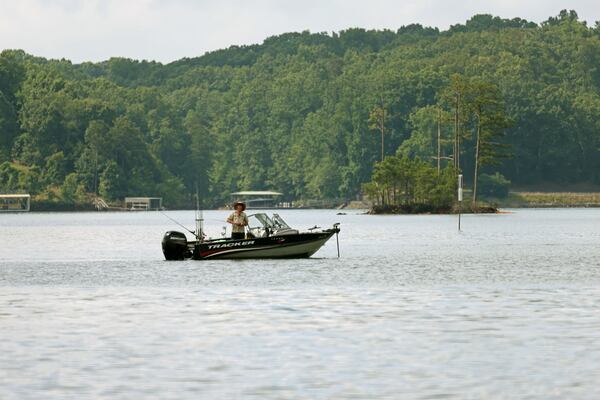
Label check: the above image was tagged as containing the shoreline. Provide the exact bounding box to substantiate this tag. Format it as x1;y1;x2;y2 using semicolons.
8;191;600;213
15;205;600;214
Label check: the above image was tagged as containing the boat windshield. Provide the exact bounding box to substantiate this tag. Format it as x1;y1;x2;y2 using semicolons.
248;213;275;229
247;213;296;238
272;214;291;230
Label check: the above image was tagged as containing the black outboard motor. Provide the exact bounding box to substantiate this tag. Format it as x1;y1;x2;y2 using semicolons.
162;231;191;260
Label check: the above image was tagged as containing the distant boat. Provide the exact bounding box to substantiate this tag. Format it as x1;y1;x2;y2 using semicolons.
0;194;30;212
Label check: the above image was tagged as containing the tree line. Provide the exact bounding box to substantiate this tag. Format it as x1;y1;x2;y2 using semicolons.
1;10;599;208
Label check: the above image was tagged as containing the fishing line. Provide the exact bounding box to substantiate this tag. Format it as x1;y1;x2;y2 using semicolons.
160;211;196;236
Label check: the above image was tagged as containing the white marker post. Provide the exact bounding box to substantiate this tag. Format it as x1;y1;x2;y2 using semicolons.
458;174;463;231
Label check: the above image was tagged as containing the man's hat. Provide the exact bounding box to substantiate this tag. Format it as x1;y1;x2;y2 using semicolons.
233;201;246;211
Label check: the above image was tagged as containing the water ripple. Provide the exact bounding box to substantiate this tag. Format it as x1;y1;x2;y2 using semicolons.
1;209;600;399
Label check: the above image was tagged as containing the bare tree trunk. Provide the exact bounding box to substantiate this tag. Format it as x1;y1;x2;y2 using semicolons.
453;98;458;169
456;128;461;172
437;107;441;175
94;149;98;195
456;92;461;172
473;112;481;208
381;108;385;162
453;93;460;170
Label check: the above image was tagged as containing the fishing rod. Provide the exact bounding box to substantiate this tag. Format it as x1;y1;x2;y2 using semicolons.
204;217;229;223
195;184;204;243
160;210;197;237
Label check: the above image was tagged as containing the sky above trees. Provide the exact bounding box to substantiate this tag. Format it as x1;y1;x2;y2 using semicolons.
0;0;599;63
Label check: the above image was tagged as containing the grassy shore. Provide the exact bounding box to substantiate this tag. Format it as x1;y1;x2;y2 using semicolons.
495;192;600;208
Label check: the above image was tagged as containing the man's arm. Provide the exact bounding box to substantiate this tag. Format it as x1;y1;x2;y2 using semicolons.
227;213;244;226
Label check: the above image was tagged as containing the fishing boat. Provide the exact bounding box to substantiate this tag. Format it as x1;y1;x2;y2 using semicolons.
162;212;340;260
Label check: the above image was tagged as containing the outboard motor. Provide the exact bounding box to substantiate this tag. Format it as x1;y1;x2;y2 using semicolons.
162;231;190;260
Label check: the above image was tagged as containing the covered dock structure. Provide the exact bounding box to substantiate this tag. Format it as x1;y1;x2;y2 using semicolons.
230;191;285;209
124;197;163;211
0;194;31;212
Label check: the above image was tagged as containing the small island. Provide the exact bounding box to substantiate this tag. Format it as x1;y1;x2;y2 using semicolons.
363;74;511;214
362;155;500;215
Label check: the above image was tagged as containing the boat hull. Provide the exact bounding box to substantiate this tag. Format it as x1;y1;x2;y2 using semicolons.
191;230;337;260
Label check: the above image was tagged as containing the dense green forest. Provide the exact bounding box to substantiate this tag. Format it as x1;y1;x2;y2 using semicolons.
1;10;599;207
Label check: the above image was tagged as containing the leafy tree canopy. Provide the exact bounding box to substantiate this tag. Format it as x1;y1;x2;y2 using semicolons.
0;10;599;207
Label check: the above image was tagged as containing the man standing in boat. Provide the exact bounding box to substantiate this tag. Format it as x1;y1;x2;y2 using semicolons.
227;201;248;240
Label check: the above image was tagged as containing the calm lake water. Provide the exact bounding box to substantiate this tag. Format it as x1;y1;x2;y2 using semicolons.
1;208;600;399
